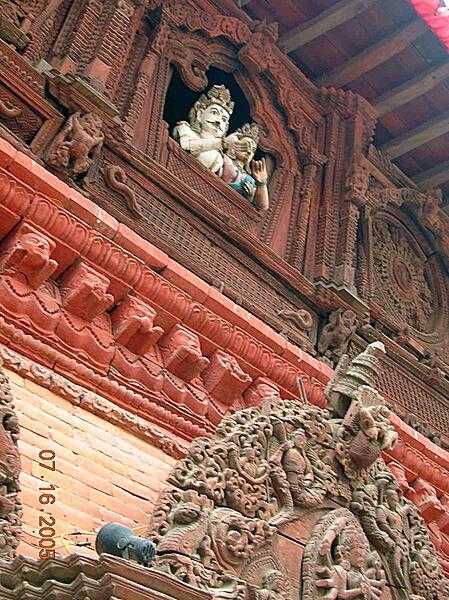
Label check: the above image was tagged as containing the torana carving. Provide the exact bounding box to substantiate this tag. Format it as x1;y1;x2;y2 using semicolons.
146;343;449;600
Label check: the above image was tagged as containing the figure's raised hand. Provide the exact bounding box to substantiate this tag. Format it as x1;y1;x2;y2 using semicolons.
251;157;268;185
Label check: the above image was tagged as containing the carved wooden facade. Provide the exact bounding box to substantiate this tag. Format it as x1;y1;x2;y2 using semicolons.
0;0;449;596
0;0;447;437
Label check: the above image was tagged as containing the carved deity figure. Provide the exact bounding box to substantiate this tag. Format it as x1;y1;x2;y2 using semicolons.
269;430;325;511
318;309;358;365
173;85;234;175
47;111;104;176
256;570;290;600
221;123;269;211
308;512;386;600
375;487;411;590
173;85;269;209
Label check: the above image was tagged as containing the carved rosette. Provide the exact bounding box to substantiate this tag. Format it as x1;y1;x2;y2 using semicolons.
371;213;449;344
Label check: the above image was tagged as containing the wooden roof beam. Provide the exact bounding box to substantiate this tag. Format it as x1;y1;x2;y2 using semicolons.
317;19;427;88
414;159;449;190
381;110;449;158
375;61;449;117
279;0;379;53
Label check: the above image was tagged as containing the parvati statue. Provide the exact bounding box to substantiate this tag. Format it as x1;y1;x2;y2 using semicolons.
222;122;269;211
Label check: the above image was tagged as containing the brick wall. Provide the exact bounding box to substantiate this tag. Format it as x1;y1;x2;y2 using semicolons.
6;368;175;559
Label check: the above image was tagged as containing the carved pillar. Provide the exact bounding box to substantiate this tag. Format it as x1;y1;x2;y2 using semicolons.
123;14;171;156
316;89;377;300
289;148;327;273
144;50;172;162
334;106;373;293
85;0;137;94
123;45;161;140
314;110;341;284
52;0;104;75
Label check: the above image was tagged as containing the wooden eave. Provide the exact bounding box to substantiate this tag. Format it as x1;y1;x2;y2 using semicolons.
235;0;449;208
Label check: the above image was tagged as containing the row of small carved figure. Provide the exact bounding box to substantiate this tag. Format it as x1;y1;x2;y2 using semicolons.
0;223;309;423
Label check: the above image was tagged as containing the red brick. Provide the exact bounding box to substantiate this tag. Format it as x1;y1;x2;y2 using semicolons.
20;454;33;473
76;456;118;484
20;416;50;439
98;507;136;528
112;473;159;499
72;466;114;495
59;490;101;519
58;504;100;533
38;398;77;425
128;463;169;487
18;439;41;461
48;429;79;452
20;427;48;447
20;472;44;491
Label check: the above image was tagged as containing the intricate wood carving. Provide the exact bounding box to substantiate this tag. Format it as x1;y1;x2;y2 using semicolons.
0;358;21;560
46;111;104;178
147;344;448;599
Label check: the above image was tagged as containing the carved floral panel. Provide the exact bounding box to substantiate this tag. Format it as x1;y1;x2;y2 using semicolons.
371;211;449;344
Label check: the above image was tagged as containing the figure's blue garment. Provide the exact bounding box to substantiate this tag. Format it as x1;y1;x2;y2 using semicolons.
229;173;256;201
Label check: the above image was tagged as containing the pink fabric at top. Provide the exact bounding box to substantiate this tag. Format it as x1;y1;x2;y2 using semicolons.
408;0;449;49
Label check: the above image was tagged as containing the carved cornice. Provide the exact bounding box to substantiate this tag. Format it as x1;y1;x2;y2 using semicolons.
0;139;332;441
0;553;214;600
388;413;449;495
